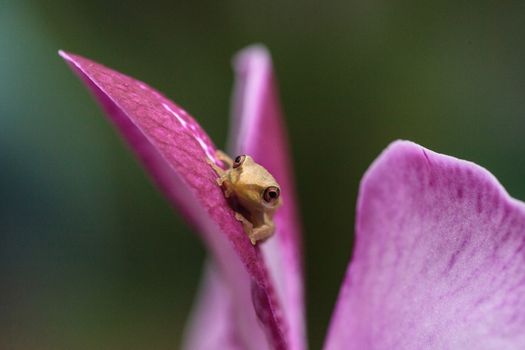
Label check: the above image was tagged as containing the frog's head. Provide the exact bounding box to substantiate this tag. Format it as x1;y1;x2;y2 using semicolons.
228;154;281;211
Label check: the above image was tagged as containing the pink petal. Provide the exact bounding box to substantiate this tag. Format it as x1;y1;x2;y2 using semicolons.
184;45;306;350
60;51;289;350
325;141;525;349
230;45;306;350
182;262;242;350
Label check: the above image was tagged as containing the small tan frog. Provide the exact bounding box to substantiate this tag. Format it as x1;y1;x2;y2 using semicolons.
208;151;281;245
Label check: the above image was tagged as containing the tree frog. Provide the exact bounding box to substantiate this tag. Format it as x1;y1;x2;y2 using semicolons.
208;151;281;245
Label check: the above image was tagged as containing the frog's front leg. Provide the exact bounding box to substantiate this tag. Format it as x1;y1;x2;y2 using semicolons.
249;222;275;245
234;212;255;243
235;212;274;245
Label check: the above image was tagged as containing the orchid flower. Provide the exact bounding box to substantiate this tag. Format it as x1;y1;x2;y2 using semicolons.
60;46;525;350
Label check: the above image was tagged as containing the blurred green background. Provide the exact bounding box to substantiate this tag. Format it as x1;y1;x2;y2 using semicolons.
1;0;525;349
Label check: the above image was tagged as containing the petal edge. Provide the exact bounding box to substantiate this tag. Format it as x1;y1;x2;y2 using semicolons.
325;140;525;349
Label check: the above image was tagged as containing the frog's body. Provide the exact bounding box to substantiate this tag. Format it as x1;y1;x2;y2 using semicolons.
208;151;281;245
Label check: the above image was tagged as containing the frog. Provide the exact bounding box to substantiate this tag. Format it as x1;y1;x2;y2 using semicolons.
208;150;281;245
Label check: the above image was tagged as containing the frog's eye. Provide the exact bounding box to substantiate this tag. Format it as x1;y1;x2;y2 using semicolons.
263;186;280;203
233;155;246;168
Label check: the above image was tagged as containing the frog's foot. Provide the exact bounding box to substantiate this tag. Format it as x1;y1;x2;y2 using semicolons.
235;212;252;227
234;212;255;240
248;225;275;245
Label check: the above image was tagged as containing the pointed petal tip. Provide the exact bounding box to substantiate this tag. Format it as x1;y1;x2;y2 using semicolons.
233;44;272;72
58;49;73;61
236;43;270;59
58;50;87;75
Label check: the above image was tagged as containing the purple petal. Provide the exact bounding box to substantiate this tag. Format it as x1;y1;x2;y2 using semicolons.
230;45;306;350
182;262;242;350
184;45;306;350
60;51;289;349
325;141;525;349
